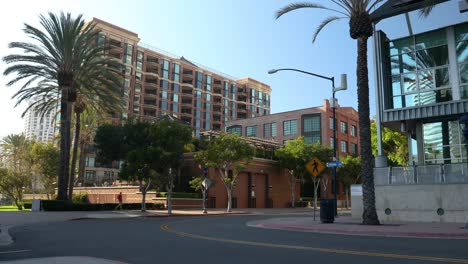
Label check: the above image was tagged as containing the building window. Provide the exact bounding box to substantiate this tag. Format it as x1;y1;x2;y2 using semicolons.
271;123;277;137
303;114;321;144
423;120;466;164
161;59;169;79
386;28;452;109
204;121;210;130
456;23;468;99
195;72;203;89
85;157;95;167
85;170;96;181
340;121;348;134
341;140;348;153
350;125;357;137
329;117;335;130
330;138;335;149
172;63;180;82
246;126;257;137
283;119;298;136
226;126;242;135
351;143;358;156
172;83;180;92
205;75;212;91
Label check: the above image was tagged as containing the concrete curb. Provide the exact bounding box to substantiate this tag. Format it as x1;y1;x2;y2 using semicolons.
0;225;13;246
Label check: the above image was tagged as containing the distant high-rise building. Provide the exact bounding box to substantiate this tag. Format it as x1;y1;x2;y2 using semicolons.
23;99;56;144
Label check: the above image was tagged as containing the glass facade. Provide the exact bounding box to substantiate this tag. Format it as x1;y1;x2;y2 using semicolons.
423;120;466;164
246;125;257;137
226;126;242;135
456;23;468;99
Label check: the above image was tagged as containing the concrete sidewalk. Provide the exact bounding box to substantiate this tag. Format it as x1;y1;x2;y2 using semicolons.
247;216;468;239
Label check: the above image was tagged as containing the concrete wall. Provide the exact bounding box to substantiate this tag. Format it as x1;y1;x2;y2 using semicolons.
352;184;468;223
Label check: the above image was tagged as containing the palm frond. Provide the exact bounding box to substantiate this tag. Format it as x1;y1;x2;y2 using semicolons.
312;16;345;43
275;2;347;19
419;0;437;17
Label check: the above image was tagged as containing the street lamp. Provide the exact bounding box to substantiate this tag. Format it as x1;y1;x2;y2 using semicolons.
268;68;348;217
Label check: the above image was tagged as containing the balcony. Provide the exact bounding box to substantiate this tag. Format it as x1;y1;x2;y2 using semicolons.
237;88;247;95
143;110;157;117
144;88;157;96
145;78;158;87
212;123;222;131
237;95;247;102
181;117;192;125
145;65;159;75
237;112;247;119
146;56;159;66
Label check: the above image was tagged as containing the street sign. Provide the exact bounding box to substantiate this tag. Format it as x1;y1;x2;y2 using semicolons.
326;161;343;167
306;157;326;177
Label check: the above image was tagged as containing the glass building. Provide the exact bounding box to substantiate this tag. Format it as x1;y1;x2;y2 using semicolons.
375;21;467;165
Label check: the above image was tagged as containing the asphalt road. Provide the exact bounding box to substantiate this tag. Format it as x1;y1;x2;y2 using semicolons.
1;215;468;264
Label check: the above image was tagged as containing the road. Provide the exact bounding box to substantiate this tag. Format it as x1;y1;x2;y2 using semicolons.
1;215;468;264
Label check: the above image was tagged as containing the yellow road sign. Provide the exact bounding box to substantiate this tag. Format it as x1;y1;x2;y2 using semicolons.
306;157;325;177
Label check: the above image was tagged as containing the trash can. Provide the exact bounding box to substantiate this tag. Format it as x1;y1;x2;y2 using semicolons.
320;199;335;223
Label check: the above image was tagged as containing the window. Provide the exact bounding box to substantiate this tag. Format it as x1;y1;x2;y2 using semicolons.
160;90;168;99
159;101;168;110
350;125;357;137
329;117;335;130
456;23;468;99
341;140;348;153
283;120;297;136
340;121;348;134
423;120;466;164
263;123;272;138
85;170;96;181
226;126;242;135
161;60;169;79
205;75;212;91
303;114;321;144
271;123;277;137
172;63;180;82
204;121;210;130
160;80;169;89
330;138;335;149
195;72;203;89
351;143;358;155
85;157;95;167
246;126;257;137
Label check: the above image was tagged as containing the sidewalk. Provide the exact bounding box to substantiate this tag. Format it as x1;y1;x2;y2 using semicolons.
247;216;468;239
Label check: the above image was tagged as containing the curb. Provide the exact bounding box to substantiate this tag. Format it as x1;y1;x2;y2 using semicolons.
143;212;251;218
0;225;14;246
248;222;468;239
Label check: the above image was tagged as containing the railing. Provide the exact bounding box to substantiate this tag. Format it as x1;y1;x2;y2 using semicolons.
375;163;468;185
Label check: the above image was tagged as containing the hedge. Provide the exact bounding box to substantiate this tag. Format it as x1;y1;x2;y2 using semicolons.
156;192;202;199
41;200;165;211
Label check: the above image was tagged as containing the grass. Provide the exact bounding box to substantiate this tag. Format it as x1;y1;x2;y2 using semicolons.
0;205;31;212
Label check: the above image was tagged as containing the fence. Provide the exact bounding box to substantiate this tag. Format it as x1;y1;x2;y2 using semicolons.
375;163;468;185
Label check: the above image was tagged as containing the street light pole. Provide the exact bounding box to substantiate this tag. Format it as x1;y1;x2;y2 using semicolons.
268;68;347;217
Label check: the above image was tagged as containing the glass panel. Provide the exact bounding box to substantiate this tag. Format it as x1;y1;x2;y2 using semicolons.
271;123;277;137
419;89;452;105
434;67;450;87
416;45;449;68
415;29;446;50
172;84;180;92
456;40;468;63
461;85;468;99
389;37;414;56
392;76;402;95
404;93;418;107
402;73;417;93
303;116;320;132
460;63;468;84
455;23;468;42
391;53;416;74
418;70;434;90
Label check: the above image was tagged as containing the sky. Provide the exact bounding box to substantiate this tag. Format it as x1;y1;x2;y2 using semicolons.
0;0;466;138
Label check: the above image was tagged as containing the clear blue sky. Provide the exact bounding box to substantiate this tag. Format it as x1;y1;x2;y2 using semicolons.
0;0;466;138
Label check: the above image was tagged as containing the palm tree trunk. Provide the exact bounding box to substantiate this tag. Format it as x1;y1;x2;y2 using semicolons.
357;36;380;225
58;89;72;201
69;111;81;200
77;141;86;186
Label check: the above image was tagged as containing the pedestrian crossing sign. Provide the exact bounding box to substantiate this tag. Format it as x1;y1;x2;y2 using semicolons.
306;157;325;177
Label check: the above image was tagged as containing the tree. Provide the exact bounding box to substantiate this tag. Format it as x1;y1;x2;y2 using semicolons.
275;1;436;225
31;142;60;200
194;133;254;212
3;12;123;200
371;122;409;166
0;134;34;209
337;155;361;209
95;118;192;212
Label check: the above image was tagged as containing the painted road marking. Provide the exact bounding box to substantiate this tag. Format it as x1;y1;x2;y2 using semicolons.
0;250;31;255
161;222;468;263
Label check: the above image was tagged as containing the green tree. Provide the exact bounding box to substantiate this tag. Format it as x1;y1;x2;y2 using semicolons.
337;156;361;209
0;134;34;209
275;1;436;225
194;133;254;212
371;122;409;166
3;12;123;200
31;142;60;200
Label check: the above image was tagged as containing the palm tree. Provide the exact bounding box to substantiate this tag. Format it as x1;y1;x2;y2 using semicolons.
275;1;436;225
3;12;123;200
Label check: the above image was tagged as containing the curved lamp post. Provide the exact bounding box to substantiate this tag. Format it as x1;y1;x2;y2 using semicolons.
268;68;347;216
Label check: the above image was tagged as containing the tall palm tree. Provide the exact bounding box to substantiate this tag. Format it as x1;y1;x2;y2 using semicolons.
276;1;436;225
3;12;123;200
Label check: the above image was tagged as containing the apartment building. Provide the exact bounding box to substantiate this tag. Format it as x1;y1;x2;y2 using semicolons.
81;18;271;186
23;99;56;144
92;18;271;137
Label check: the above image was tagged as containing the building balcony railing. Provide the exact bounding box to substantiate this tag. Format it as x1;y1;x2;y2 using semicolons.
374;163;468;185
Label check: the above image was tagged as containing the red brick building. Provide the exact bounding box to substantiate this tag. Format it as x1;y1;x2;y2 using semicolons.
224;99;360;202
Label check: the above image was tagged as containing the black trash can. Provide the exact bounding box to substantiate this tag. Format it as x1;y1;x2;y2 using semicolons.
320;199;335;223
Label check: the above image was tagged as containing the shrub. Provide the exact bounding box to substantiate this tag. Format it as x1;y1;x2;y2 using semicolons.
72;193;89;204
41;201;165;211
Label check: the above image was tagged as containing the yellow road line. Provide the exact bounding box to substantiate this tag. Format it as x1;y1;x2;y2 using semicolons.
160;222;468;263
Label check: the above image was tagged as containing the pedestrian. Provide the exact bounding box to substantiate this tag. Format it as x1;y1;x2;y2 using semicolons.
115;192;123;210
